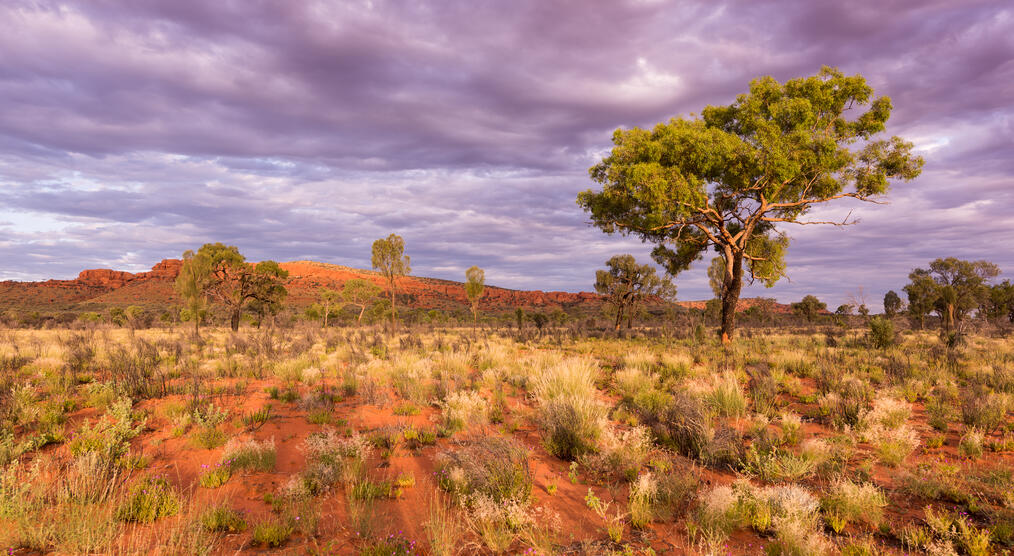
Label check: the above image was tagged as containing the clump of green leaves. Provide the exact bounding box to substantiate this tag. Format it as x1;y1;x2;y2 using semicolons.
116;476;180;523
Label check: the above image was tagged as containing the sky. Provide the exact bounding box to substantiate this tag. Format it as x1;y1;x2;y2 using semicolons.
0;0;1011;309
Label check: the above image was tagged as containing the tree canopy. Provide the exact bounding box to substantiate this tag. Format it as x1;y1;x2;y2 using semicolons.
183;243;289;331
342;278;383;323
986;280;1014;325
883;290;903;318
904;257;1000;331
578;66;923;342
792;295;826;322
594;254;675;330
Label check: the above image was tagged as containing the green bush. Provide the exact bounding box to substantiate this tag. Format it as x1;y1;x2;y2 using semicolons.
223;438;276;473
252;518;293;547
868;317;895;349
198;465;231;488
436;436;532;505
200;505;246;532
116;476;180;523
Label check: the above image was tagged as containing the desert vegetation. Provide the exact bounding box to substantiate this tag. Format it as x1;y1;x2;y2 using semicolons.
1;319;1013;555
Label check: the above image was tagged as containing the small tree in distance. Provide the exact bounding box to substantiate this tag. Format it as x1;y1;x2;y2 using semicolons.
883;290;903;318
175;249;212;336
342;278;382;324
371;234;411;328
464;266;485;327
792;295;827;323
196;243;289;332
594;254;675;331
319;289;342;328
905;258;999;332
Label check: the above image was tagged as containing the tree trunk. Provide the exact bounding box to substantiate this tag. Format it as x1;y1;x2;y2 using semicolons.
357;304;366;323
613;304;623;331
719;253;744;344
230;308;241;331
323;302;329;329
389;281;397;329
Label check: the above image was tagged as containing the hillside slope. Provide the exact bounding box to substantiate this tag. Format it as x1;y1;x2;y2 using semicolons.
0;259;793;314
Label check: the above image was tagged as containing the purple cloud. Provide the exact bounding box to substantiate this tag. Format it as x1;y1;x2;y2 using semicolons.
0;0;1011;310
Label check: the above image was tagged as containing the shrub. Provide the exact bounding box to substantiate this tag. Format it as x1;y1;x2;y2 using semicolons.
531;358;607;460
961;387;1008;433
440;389;488;432
223;437;276;473
360;532;418;555
579;426;652;482
251;518;293;547
539;399;606;460
779;412;802;446
190;427;227;449
820;479;888;533
958;428;985;459
200;505;246;532
640;392;713;461
436;436;532;505
67;397;144;468
868;425;919;467
425;493;463;556
301;430;373;492
863;397;912;430
820;377;872;429
117;476;180;523
707;372;747;417
198;465;231;488
926;398;953;431
629;473;659;528
748;366;779;415
868;317;895;349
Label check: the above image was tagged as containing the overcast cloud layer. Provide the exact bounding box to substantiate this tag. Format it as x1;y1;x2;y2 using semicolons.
1;0;1011;309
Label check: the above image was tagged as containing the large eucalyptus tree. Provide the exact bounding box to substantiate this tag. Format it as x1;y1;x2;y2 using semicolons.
579;67;923;342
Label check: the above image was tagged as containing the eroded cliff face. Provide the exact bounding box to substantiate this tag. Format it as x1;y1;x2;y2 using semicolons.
1;259;605;311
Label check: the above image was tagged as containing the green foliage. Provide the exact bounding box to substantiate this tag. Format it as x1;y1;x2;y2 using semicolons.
436;437;533;505
868;317;895;349
883;290;903;318
465;265;486;324
188;243;290;331
224;438;276;473
117;476;181;523
341;278;383;324
579;66;923;339
200;505;246;532
792;295;826;322
190;426;227;449
359;533;417;556
905;258;1000;330
594;254;675;330
198;465;231;488
371;233;411;325
252;518;293;547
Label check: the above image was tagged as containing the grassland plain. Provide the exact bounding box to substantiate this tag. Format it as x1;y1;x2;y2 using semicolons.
1;325;1012;555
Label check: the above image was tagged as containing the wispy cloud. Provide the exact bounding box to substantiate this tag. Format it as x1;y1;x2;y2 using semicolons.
0;0;1010;308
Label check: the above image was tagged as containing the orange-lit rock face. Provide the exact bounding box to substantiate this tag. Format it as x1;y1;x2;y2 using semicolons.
144;259;183;279
76;269;136;288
